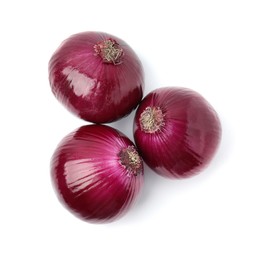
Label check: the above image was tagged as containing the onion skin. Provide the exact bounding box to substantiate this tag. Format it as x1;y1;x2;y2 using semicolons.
51;125;144;223
133;87;221;179
49;32;144;123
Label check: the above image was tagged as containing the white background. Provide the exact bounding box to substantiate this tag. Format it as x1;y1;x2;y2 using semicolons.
1;0;269;259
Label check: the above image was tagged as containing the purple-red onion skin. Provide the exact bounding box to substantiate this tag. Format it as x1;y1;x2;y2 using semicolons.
51;125;144;223
49;32;144;123
134;87;221;179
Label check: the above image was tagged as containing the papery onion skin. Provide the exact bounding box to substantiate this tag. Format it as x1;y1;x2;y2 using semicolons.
49;32;144;123
133;87;221;179
51;125;144;223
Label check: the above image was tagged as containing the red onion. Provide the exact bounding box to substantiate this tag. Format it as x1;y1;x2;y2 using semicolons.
51;125;144;223
49;31;144;123
133;87;221;179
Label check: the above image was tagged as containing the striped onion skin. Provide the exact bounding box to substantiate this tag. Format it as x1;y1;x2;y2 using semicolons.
49;31;144;123
134;87;221;179
51;125;144;223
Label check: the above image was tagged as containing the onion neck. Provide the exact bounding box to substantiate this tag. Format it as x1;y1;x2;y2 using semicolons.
119;146;142;176
139;106;165;133
94;39;123;65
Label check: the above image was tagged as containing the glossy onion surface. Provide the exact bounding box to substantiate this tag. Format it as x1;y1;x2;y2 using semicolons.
134;87;221;179
51;125;144;223
49;31;144;123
